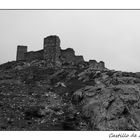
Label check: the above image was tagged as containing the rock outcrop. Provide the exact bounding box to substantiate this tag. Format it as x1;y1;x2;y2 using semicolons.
73;85;140;130
0;59;140;130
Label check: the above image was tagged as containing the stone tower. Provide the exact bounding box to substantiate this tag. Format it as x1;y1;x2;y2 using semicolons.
44;35;61;68
16;45;27;61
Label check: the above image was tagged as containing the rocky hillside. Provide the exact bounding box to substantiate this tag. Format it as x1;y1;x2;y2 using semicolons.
0;60;140;130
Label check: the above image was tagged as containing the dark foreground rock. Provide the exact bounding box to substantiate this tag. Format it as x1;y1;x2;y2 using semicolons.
0;61;140;130
74;85;140;130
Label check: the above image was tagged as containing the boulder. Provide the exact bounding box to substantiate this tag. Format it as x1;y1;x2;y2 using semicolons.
73;84;140;130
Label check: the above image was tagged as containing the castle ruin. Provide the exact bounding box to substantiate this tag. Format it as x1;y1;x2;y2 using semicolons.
16;45;27;61
16;35;105;69
44;35;61;68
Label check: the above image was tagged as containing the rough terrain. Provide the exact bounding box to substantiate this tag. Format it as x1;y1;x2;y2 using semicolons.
0;60;140;130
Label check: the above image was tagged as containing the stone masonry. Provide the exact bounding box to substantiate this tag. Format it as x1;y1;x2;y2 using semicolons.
16;35;105;69
44;35;61;68
16;45;27;61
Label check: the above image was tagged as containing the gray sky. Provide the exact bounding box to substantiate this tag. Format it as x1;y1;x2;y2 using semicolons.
0;10;140;72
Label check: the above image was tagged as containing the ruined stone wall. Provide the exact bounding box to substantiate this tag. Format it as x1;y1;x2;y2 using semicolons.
89;60;105;70
61;48;75;65
44;36;61;68
24;50;44;61
16;35;105;70
74;56;84;64
16;45;27;61
98;61;105;70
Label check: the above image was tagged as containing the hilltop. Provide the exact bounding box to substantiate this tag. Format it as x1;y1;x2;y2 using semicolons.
0;36;140;130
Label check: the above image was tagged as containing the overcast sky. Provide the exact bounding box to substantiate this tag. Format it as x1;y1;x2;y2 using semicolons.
0;10;140;72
